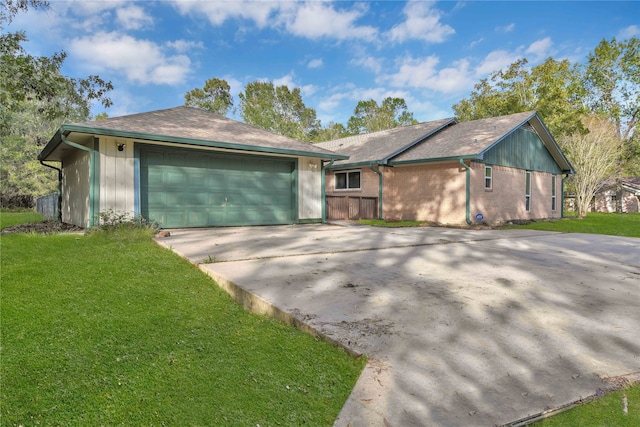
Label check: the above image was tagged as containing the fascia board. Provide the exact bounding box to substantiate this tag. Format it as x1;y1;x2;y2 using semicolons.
48;124;348;161
325;160;384;169
389;154;479;166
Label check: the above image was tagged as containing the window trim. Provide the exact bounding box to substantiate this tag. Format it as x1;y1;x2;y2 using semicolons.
484;166;493;190
334;169;362;191
525;171;532;212
551;175;557;211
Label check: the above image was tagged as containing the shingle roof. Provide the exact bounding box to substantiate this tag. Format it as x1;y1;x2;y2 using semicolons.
315;118;455;167
40;106;345;161
392;111;536;163
622;177;640;189
318;110;573;173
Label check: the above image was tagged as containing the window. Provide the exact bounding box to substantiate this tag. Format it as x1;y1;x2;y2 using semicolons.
484;166;492;190
335;170;361;190
551;175;557;211
525;171;531;211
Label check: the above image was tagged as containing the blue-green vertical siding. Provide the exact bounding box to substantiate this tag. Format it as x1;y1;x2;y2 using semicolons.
482;125;562;174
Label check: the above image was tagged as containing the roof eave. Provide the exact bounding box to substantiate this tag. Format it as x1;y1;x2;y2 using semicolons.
389;154;479;167
40;124;348;161
325;160;385;169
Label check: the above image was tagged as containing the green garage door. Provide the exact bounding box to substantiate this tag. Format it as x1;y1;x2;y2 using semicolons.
140;145;295;228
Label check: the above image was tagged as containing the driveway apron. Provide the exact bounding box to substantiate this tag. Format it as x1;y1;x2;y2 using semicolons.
156;224;640;426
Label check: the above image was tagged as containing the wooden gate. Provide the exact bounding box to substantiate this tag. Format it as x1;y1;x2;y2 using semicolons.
326;196;378;220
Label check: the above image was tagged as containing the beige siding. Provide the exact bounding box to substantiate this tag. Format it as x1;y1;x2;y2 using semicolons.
61;148;90;227
298;157;322;220
99;137;136;218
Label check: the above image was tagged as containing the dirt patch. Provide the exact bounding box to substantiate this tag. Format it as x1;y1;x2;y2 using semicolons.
1;221;83;235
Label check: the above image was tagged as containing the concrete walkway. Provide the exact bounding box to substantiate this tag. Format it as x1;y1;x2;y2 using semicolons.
155;224;640;426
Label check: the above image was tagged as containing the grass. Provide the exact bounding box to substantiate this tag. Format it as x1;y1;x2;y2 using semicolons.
502;212;640;238
534;384;640;426
359;212;640;238
1;228;365;425
0;210;44;229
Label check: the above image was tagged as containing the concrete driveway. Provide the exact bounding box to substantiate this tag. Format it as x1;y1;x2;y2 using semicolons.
155;224;640;426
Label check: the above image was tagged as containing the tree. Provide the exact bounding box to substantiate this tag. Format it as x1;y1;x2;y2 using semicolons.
453;58;586;137
561;116;623;218
347;97;418;134
0;0;48;24
583;37;640;174
1;0;113;199
238;81;319;141
309;122;350;142
452;37;639;175
184;77;233;116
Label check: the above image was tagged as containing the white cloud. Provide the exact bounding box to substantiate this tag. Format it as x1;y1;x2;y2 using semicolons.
166;39;204;52
350;56;383;74
64;0;127;15
618;25;640;39
279;2;377;41
273;72;296;88
380;56;473;94
116;5;154;30
172;1;378;42
475;49;522;76
526;37;553;61
495;23;515;33
68;32;191;85
171;0;278;27
308;58;324;69
318;92;349;112
469;37;484;48
387;1;455;43
271;72;317;97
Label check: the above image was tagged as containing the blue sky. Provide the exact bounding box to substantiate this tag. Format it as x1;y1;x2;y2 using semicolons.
8;1;640;126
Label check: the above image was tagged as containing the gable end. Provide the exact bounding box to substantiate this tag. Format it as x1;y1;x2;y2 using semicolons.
482;124;562;174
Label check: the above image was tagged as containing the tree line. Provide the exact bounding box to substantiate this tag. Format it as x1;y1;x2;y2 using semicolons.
184;78;418;142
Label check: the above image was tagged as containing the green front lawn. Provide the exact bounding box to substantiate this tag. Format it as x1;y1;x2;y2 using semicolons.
534;384;639;426
359;212;640;238
0;210;44;229
502;212;640;238
1;229;364;425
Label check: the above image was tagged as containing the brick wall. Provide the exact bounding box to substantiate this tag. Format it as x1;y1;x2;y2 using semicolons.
383;163;467;224
470;162;561;223
325;162;564;225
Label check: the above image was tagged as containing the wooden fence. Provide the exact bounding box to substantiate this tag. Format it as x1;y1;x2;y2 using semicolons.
326;196;378;220
36;192;59;220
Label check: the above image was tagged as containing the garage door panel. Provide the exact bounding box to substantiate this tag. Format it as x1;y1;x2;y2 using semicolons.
140;145;295;228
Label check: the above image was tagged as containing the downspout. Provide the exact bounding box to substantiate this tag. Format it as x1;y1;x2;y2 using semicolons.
321;158;334;223
61;134;96;228
459;159;472;225
562;173;570;218
39;160;62;222
369;162;383;220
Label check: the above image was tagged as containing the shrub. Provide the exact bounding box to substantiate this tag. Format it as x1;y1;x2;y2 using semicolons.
89;209;160;236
